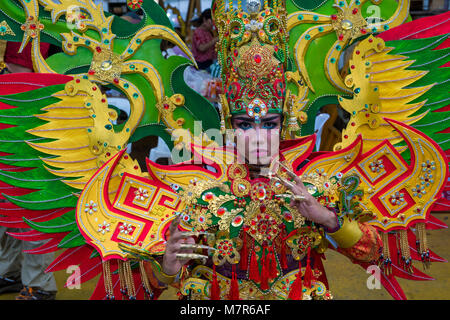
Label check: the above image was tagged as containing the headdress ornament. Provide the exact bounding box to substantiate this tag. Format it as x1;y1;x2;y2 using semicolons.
212;0;289;124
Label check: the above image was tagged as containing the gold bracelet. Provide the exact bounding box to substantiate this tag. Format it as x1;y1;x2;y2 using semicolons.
148;257;180;285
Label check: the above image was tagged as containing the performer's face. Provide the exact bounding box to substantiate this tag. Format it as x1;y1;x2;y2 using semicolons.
231;114;281;166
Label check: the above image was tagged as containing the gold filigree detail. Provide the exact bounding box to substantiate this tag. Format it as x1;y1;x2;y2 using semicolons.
208;194;237;217
0;21;15;36
218;208;243;231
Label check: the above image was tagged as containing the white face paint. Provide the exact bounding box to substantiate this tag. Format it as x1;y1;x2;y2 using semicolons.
231;114;281;166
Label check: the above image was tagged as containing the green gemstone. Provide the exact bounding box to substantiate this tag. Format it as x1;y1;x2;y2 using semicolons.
297;14;303;20
103;39;109;45
143;68;148;73
313;15;319;21
85;40;91;45
124;83;129;89
128;48;133;54
133;93;139;99
136;38;142;44
73;36;79;42
105;124;112;130
102;28;108;33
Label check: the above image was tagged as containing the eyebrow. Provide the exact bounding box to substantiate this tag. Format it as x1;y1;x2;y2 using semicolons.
233;115;279;122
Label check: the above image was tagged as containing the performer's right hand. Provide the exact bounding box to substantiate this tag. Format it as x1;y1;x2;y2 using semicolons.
162;216;196;276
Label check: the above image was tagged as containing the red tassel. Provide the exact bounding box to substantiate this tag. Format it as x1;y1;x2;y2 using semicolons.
304;247;313;288
227;265;240;300
240;230;248;271
259;247;269;291
248;243;260;283
210;264;221;300
288;261;303;300
268;245;278;279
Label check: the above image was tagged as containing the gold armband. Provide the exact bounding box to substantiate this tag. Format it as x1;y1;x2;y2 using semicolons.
327;216;363;248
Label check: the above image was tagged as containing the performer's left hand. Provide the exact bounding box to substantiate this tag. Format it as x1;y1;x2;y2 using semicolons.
277;171;339;231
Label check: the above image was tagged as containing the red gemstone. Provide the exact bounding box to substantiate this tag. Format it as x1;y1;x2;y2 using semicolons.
92;86;97;90
96;46;102;53
101;98;106;103
351;65;355;69
88;70;95;75
254;54;261;63
134;165;139;169
355;50;360;55
113;78;119;84
331;14;337;20
351;122;355;126
344;135;348;139
339;34;344;41
361;28;367;34
75;79;80;83
352;8;358;14
30;24;36;30
163;104;170;109
369;38;373;43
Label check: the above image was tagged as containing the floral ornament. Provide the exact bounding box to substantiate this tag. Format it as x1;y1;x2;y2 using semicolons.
119;223;134;235
369;159;384;173
389;191;405;206
412;184;426;198
212;238;240;266
187;205;212;231
419;173;434;188
97;221;111;235
421;160;436;173
134;187;149;201
127;0;143;10
84;200;98;214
